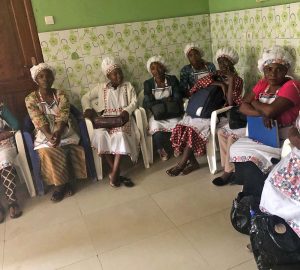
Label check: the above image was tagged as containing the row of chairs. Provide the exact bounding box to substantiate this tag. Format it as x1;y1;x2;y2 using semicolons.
13;93;293;198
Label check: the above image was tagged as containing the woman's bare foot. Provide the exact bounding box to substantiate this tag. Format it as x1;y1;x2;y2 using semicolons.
109;173;121;188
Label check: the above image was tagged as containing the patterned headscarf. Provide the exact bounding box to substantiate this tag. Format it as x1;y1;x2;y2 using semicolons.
184;43;204;58
30;63;56;83
146;55;166;74
257;45;294;73
215;47;239;65
101;57;120;77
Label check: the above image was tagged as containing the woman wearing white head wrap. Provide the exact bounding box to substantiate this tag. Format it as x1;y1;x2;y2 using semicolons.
143;56;184;161
25;63;87;202
167;47;244;177
82;57;138;187
180;43;216;97
229;46;300;196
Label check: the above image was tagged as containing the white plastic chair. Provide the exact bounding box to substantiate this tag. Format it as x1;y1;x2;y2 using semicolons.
281;138;292;158
207;106;233;174
14;131;36;197
139;88;232;174
84;98;150;180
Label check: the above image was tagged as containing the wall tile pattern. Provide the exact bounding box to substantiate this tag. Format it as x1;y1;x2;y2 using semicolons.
210;2;300;91
38;15;211;109
38;3;300;109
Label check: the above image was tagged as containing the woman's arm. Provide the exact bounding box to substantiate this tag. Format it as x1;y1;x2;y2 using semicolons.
251;97;293;119
239;91;261;116
169;76;182;102
288;126;300;149
81;84;101;112
25;93;55;144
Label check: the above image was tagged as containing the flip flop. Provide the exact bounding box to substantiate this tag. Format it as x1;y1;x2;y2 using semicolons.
8;202;22;219
166;164;185;177
120;176;135;187
182;162;200;175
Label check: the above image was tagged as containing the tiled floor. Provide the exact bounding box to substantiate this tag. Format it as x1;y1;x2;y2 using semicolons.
1;156;257;270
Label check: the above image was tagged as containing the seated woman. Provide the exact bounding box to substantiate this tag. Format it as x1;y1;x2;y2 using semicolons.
26;63;87;202
143;55;183;161
212;48;247;186
167;47;243;176
0;102;22;220
180;43;216;97
82;57;138;188
230;45;300;198
260;114;300;238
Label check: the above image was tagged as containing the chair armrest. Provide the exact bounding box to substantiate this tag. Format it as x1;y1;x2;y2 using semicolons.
84;118;94;138
281;138;292;158
210;106;232;135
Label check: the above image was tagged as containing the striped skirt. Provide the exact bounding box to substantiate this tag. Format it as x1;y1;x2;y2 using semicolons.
37;144;87;186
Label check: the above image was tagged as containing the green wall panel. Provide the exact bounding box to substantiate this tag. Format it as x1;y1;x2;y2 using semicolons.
32;0;209;32
209;0;300;13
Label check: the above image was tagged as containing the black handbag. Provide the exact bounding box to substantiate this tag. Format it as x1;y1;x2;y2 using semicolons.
230;192;260;235
250;214;300;270
228;106;247;129
151;100;183;120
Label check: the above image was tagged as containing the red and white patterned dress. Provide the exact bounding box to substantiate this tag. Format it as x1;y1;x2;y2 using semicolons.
171;73;243;157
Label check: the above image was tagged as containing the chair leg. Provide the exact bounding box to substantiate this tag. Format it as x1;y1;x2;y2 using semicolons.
93;150;103;180
206;134;218;175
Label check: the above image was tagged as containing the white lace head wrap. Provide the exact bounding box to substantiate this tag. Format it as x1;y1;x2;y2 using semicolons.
30;63;56;83
215;47;239;65
146;55;166;74
184;43;204;58
257;45;294;73
101;57;120;77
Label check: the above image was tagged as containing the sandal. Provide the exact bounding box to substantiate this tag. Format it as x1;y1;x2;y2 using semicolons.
51;185;65;203
120;176;135;188
182;162;200;175
8;202;22;219
64;183;74;197
109;174;121;188
166;164;185;177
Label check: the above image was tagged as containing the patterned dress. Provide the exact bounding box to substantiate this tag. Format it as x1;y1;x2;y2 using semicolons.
25;90;87;186
171;73;243;157
260;114;300;237
0;104;18;171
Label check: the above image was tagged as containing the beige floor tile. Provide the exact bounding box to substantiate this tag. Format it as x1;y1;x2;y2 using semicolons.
5;195;81;241
230;259;257;270
100;229;212;270
152;178;240;226
3;217;96;270
130;156;210;194
0;240;4;270
75;180;148;215
84;196;175;253
179;210;252;270
57;256;102;270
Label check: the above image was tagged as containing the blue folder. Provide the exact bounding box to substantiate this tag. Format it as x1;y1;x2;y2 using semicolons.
247;116;280;148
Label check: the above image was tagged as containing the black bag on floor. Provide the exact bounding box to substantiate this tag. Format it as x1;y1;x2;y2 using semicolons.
250;214;300;270
186;85;225;118
230;192;260;235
